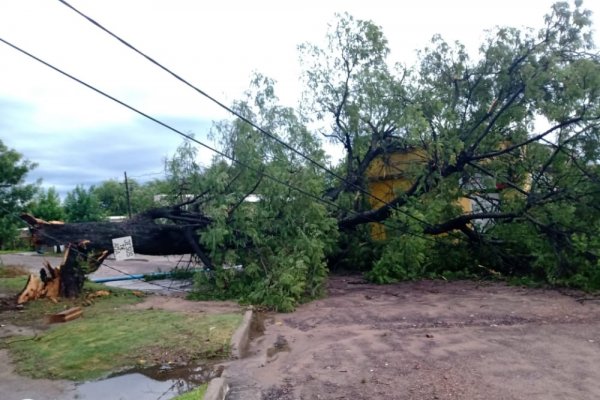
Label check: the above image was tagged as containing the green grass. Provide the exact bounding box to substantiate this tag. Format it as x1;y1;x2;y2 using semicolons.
1;266;243;381
0;265;31;294
172;384;208;400
0;249;30;255
5;309;242;381
0;276;28;293
0;264;30;277
1;280;143;326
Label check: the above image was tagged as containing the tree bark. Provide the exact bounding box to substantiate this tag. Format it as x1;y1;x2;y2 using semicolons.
21;206;213;262
17;205;215;302
17;241;110;303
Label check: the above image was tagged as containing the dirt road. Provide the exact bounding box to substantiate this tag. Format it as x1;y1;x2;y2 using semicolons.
225;277;600;400
4;252;600;399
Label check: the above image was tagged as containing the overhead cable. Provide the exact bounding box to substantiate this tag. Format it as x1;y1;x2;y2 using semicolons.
57;0;432;228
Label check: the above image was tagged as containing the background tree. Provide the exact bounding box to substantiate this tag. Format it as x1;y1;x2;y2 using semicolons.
63;185;105;223
93;179;129;216
163;137;204;203
0;140;37;249
93;178;163;216
28;187;65;221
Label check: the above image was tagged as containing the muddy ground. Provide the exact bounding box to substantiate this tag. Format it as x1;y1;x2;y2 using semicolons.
225;277;600;400
4;261;600;400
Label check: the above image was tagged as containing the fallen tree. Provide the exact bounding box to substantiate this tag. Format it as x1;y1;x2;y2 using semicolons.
17;203;216;302
21;203;214;268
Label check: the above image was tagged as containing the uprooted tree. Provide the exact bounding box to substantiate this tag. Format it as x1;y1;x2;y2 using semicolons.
194;2;600;304
17;240;109;304
20;2;600;309
18;199;217;301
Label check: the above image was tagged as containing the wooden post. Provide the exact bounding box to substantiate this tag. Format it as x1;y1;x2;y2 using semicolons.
124;171;133;219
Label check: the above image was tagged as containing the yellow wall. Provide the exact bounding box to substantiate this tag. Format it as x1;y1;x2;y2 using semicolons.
365;149;427;209
365;149;428;239
365;144;529;239
365;149;474;239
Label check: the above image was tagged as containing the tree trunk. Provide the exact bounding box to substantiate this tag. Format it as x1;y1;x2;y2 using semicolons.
17;241;109;303
17;206;215;303
20;206;214;266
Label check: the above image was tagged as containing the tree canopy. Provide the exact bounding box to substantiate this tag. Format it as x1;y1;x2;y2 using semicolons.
63;185;106;223
188;1;600;306
28;187;65;222
14;1;600;310
0;140;37;249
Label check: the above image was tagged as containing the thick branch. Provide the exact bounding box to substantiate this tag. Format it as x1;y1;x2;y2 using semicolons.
424;212;518;235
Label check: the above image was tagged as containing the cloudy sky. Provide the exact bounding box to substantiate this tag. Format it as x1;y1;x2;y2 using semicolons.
1;0;599;197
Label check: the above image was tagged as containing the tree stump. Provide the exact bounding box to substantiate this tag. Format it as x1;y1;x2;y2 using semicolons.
17;241;109;304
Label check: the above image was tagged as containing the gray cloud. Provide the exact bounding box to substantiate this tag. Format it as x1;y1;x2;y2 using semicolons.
1;99;215;198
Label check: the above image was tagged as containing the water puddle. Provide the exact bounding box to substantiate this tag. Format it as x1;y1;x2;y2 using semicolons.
75;363;222;400
266;334;291;359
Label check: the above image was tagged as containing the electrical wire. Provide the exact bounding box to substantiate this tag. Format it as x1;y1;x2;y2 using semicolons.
0;36;441;244
127;171;165;179
56;0;433;229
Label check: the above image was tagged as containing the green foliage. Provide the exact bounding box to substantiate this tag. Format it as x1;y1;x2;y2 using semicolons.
299;3;600;292
329;227;382;273
189;3;600;304
63;185;106;222
368;236;427;283
189;76;338;311
162;137;205;204
27;187;64;221
92;179;129;215
92;178;158;216
0;140;37;249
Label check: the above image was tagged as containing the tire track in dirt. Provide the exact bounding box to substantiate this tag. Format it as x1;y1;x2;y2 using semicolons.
225;278;600;400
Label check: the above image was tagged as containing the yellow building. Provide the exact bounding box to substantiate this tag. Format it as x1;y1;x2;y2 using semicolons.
365;148;432;239
365;147;522;239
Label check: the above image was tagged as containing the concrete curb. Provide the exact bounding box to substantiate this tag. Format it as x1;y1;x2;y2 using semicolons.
204;377;228;400
204;309;253;399
230;309;253;359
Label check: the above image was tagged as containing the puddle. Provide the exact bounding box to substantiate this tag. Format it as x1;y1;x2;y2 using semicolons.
266;334;291;359
75;363;222;400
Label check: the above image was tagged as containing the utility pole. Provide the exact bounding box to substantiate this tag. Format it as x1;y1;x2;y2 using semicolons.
124;171;133;219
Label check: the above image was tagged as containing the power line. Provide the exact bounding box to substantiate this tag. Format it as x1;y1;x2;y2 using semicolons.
56;0;432;229
0;37;333;209
127;171;165;179
0;36;440;243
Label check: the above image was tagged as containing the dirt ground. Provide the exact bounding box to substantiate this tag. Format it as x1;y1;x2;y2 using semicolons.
225;277;600;400
4;266;600;400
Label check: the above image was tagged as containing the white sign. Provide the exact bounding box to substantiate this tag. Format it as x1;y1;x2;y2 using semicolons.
112;236;135;261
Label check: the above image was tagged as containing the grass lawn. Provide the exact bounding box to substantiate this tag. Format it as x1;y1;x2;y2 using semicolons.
7;310;241;380
0;264;243;381
0;265;31;293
